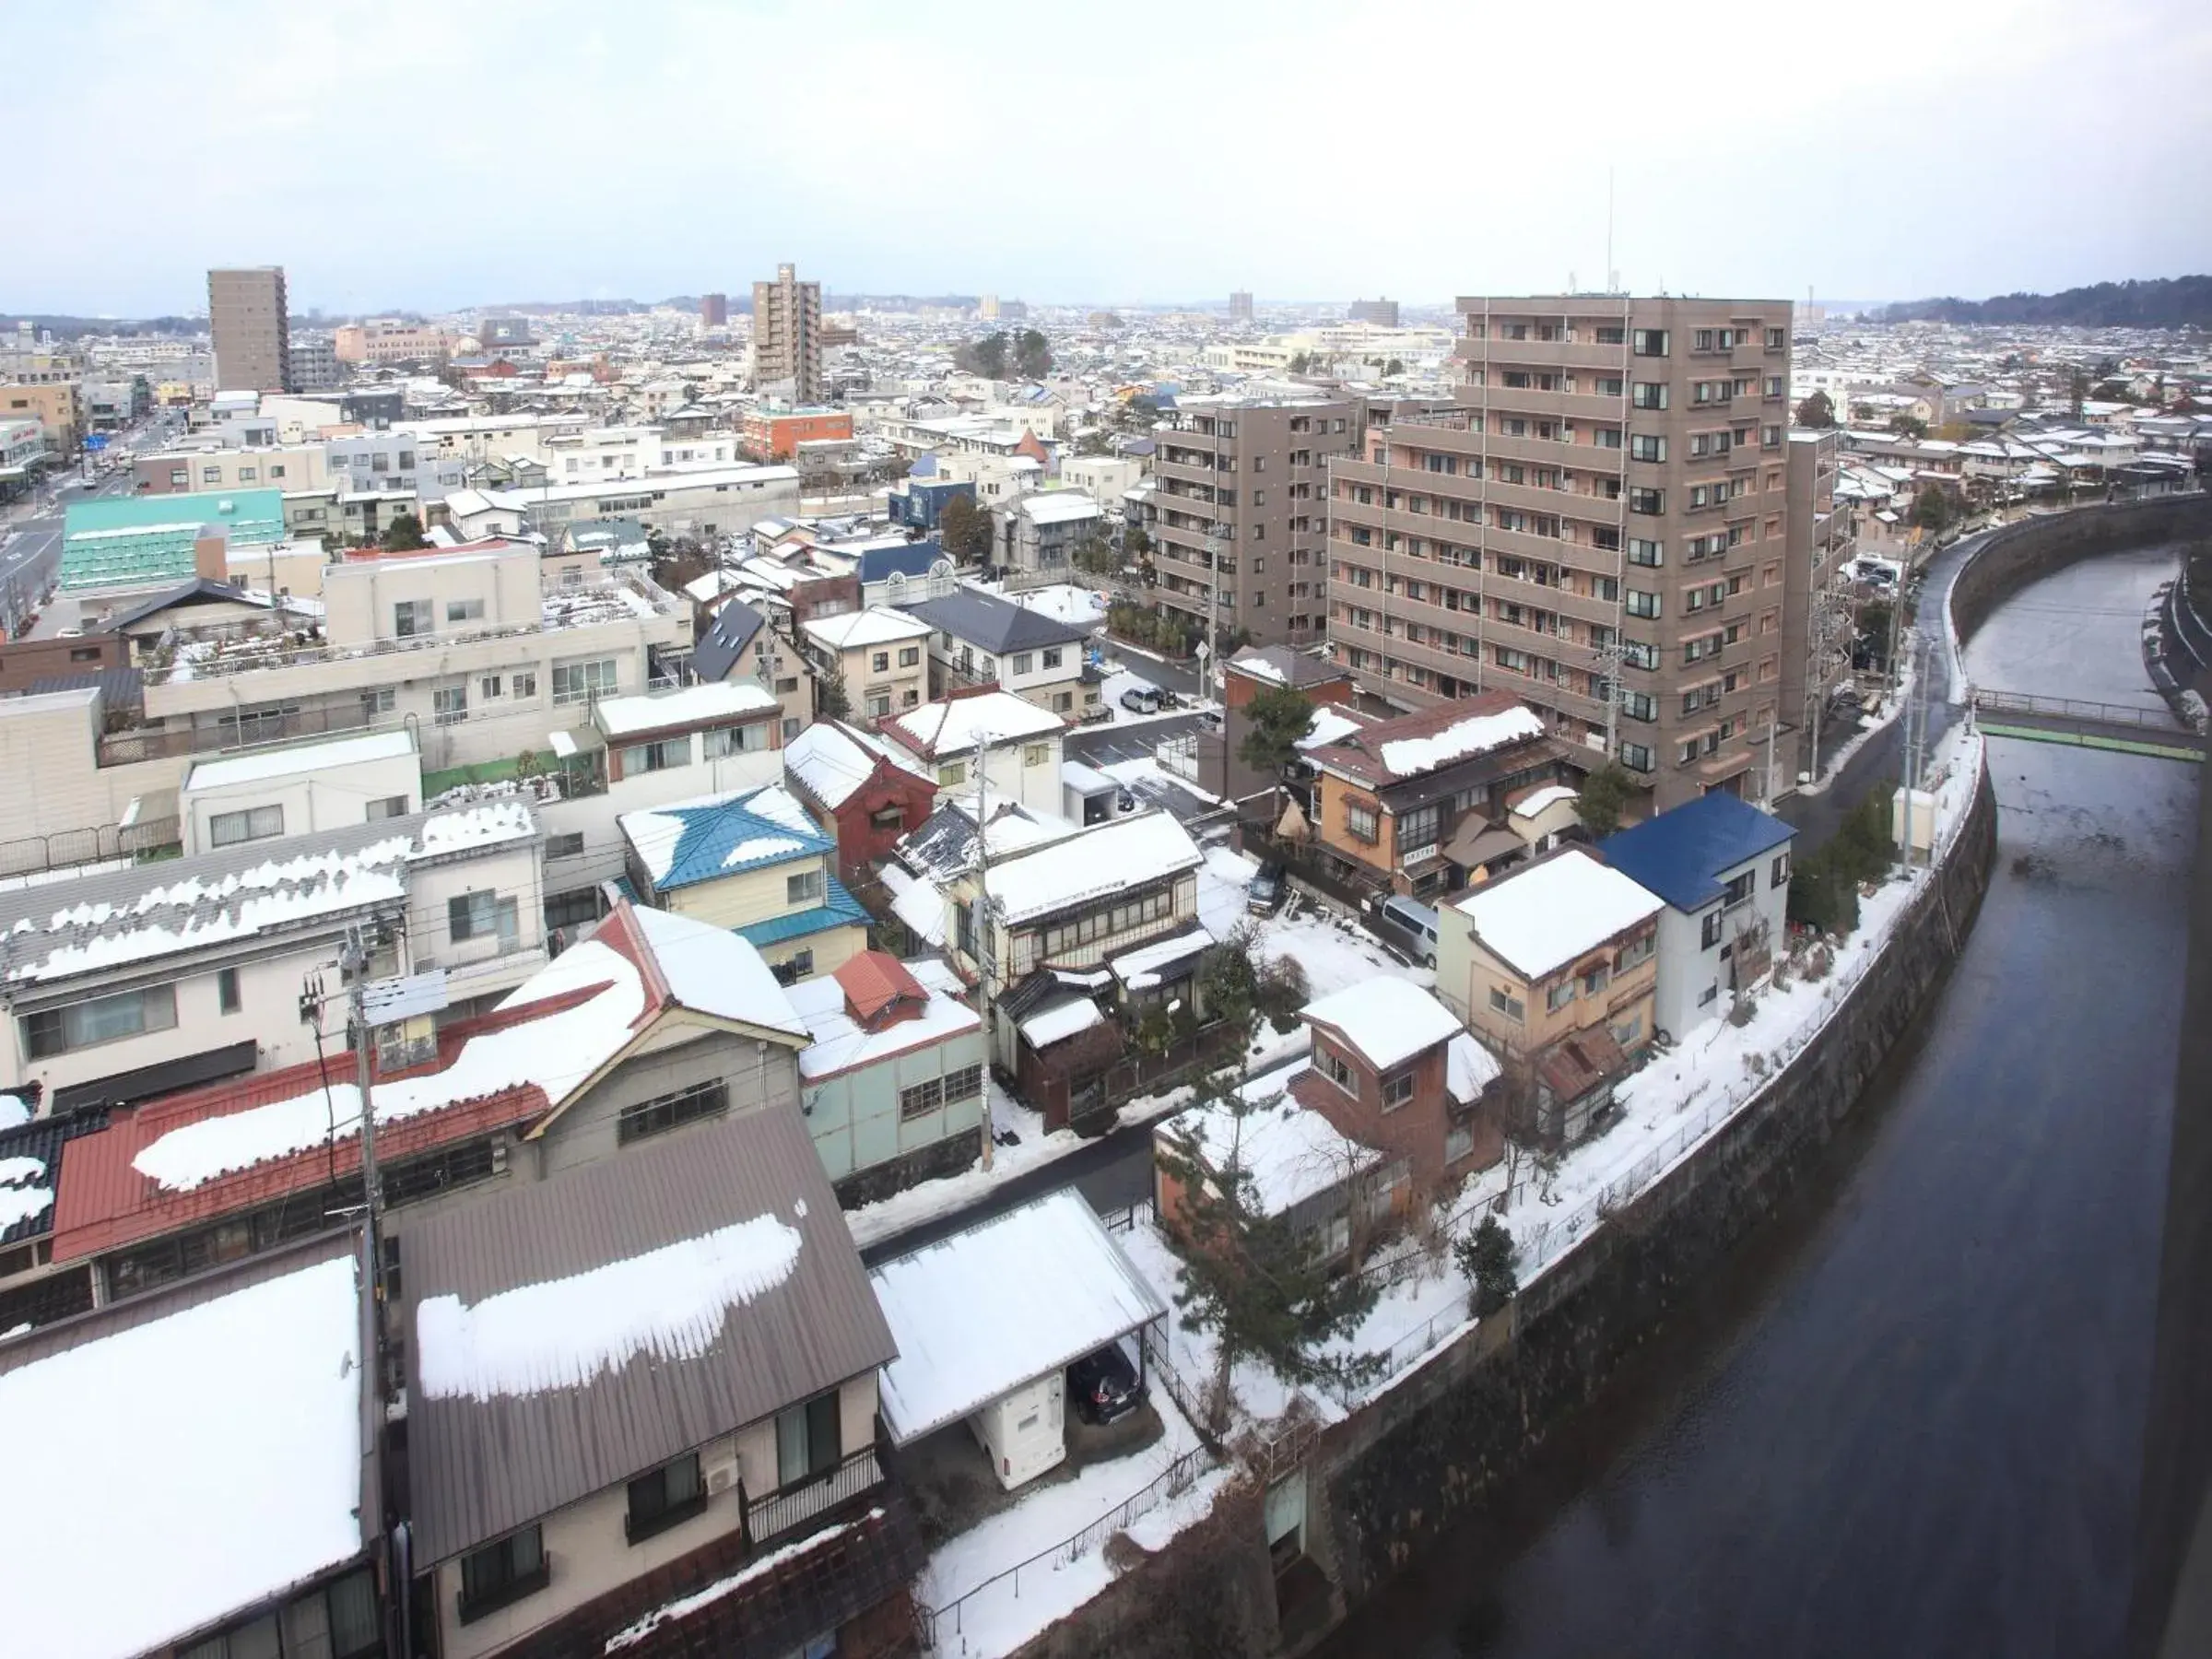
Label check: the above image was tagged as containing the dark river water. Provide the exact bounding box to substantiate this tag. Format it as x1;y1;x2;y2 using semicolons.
1319;548;2199;1659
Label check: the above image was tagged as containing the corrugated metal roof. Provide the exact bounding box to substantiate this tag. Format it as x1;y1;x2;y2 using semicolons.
402;1106;895;1566
733;878;868;947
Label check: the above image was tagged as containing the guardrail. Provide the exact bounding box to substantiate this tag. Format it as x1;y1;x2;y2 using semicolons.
1970;688;2182;730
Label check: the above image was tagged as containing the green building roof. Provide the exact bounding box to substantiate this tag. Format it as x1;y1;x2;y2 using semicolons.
61;488;288;591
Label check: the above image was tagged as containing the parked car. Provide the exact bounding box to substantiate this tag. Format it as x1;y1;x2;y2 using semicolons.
1248;860;1286;914
1198;707;1224;733
1371;894;1441;969
1068;1343;1145;1425
1120;683;1163;714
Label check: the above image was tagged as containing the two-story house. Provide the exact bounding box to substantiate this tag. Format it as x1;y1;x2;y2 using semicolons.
1596;792;1794;1040
991;489;1101;577
782;719;938;885
896;588;1100;720
688;594;813;743
799;606;933;724
177;726;426;855
1291;980;1503;1203
0;798;546;1115
1304;692;1566;899
1441;847;1664;1146
403;1103;921;1659
880;686;1068;815
619;782;869;983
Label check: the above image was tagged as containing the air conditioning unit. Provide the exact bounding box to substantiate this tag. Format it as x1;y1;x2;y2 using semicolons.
705;1462;738;1496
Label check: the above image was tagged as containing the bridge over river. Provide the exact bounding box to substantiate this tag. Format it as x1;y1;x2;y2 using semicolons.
1970;687;2206;761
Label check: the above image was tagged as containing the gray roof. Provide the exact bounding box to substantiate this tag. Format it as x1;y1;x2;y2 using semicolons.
691;594;769;683
1226;644;1350;690
899;588;1086;655
402;1106;896;1565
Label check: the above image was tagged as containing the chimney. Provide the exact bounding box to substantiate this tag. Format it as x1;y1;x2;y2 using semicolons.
193;532;229;583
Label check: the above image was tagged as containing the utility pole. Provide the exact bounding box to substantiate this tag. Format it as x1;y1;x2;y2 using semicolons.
970;726;995;1172
336;927;387;1367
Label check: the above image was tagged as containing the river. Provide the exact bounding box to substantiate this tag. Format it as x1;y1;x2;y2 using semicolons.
1316;547;2199;1659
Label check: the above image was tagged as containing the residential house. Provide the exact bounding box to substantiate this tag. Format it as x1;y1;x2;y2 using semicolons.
619;782;869;983
1291;980;1503;1201
1304;692;1567;898
178;726;423;854
799;606;933;724
880;686;1068;815
35;901;815;1320
1596;791;1794;1039
0;1231;383;1659
1220;644;1360;825
0;799;546;1114
1441;847;1664;1145
991;489;1102;577
782;951;985;1203
402;1106;920;1659
897;587;1100;719
688;594;813;743
884;466;975;534
782;719;938;885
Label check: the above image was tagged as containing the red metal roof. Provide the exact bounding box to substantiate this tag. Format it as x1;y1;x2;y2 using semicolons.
832;950;926;1029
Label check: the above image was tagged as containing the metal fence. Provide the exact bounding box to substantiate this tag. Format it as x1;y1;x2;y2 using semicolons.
1970;688;2183;730
0;815;181;879
915;1444;1215;1654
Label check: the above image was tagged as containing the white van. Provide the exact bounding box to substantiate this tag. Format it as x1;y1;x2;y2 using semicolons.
1373;895;1441;968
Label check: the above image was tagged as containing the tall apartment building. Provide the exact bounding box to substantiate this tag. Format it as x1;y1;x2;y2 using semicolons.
751;263;822;402
1347;297;1401;328
207;266;291;393
1228;290;1255;323
1325;295;1798;810
1780;428;1855;779
700;291;729;327
288;335;342;393
1150;391;1357;650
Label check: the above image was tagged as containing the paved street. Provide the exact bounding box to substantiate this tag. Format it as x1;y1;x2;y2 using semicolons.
1063;712;1204;769
0;418;170;631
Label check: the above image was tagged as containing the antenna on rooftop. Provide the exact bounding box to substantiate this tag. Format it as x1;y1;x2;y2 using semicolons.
1606;167;1616;295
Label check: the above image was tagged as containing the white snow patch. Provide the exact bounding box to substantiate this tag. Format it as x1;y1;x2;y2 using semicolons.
985;813;1204;925
1018;997;1106;1049
1373;706;1546;778
1300;979;1461;1072
417;1213;805;1400
0;1093;29;1129
606;1510;879;1653
720;834;806;869
1452;848;1664;981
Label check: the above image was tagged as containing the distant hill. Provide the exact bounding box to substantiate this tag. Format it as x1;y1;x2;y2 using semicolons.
0;313;199;339
1875;276;2212;329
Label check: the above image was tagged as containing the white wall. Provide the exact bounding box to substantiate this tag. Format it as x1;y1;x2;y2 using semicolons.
182;749;423;855
1651;848;1791;1040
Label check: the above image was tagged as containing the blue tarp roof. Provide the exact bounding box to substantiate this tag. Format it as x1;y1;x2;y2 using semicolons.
1597;793;1794;912
735;877;869;947
637;787;836;892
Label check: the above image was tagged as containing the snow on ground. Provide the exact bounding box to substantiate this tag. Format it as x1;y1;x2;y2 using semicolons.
916;1377;1224;1658
1100;750;1219;806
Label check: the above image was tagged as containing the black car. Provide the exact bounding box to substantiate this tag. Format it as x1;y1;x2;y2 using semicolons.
1248;860;1287;914
1067;1343;1145;1424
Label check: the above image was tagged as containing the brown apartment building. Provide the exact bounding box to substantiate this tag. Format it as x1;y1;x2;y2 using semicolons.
1149;390;1358;651
752;263;823;403
1325;296;1802;810
1780;427;1856;780
207;265;291;394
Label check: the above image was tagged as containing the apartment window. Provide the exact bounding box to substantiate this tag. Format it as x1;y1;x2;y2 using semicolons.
787;868;825;906
1486;986;1525;1024
478;675;505;702
775;1390;843;1489
202;465;222;484
625;1453;706;1545
168;466;188;488
1631;382;1669;411
1625;588;1660;618
1616;931;1654;972
448;890;520;947
208;804;284;848
552;658;618;704
366;794;409;821
512;670;537;698
1765;377;1785;398
703;723;768;759
446;598;485;624
1620;742;1655;773
1629;488;1664;516
358;688;396;722
617;1079;729;1146
1546;977;1579;1014
1630;434;1666;463
1628;537;1663;567
21;983;177;1060
547;832;585;859
432;686;467;726
1621;689;1656;722
458;1526;547;1624
1766;327;1787;349
1763;424;1783;449
1381;1070;1415;1112
621;737;688;773
394;599;432;638
1345;800;1380;843
1631;328;1669;357
937;761;966;788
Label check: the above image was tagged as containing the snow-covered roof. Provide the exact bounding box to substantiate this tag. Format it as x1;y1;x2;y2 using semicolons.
1015;490;1102;525
881;862;948;947
1301;979;1462;1071
888;688;1065;758
870;1190;1166;1443
1158;1064;1382;1215
1306;691;1548;786
0;1243;367;1659
1447;1030;1501;1104
0;801;536;988
802;605;933;651
783;719;927;810
785;956;980;1080
594;681;780;737
983;810;1205;924
1510;782;1580;819
1018;995;1106;1048
1453;848;1664;981
1298;707;1364;750
620;782;830;889
183;727;417;793
1378;706;1547;777
1108;924;1214;990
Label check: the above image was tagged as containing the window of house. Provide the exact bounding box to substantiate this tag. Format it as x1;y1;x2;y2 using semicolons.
787;868;825;906
544;832;585;861
394;599;432;638
1320;1047;1355;1093
617;1079;729;1145
703;723;768;759
545;886;605;935
1724;870;1756;906
448;890;520;948
771;947;816;984
1345;800;1380;843
1445;1124;1476;1164
621;737;688;773
208;804;284;848
202;465;221;484
775;1390;843;1488
936;761;967;788
446;598;485;624
1583;962;1611;997
1616;931;1654;971
1547;978;1578;1012
1700;909;1725;949
1041;646;1064;669
432;685;467;725
458;1526;547;1624
1486;985;1525;1023
900;1076;946;1120
213;967;242;1016
867;693;893;719
899;646;921;667
872;652;890;673
366;794;409;821
625;1453;706;1544
1771;851;1792;888
943;1064;982;1104
1023;743;1049;767
1011;653;1033;676
1380;1070;1415;1112
551;658;617;705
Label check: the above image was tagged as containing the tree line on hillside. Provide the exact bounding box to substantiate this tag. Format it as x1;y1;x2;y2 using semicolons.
1873;275;2212;329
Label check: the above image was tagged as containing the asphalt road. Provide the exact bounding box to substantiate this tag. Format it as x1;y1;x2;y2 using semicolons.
0;419;169;629
1063;712;1205;769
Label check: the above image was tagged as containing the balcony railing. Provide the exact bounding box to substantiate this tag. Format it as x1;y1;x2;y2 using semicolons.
745;1446;884;1545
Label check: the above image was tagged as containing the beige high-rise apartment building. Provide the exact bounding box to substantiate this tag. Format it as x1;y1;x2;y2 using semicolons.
207;266;291;393
1781;427;1856;780
751;263;821;402
1324;295;1799;810
1149;391;1358;650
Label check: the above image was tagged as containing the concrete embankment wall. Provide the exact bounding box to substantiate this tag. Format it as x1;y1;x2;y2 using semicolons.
1950;493;2212;648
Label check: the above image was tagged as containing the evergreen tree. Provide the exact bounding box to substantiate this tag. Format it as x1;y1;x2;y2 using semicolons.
1794;390;1837;429
937;494;993;564
382;512;427;551
1576;760;1636;839
818;665;851;722
1454;1216;1520;1318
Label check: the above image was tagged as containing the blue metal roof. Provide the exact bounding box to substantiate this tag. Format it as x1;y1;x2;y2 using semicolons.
642;787;836;892
860;541;944;583
909;453;939;477
1596;793;1795;912
735;877;869;947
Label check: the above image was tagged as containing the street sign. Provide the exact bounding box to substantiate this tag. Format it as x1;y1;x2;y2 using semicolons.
83;434;108;453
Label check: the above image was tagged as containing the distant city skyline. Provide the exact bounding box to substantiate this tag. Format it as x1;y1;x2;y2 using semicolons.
11;0;2212;317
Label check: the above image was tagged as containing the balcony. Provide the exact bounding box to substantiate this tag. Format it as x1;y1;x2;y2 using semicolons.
1461;338;1631;373
746;1445;886;1546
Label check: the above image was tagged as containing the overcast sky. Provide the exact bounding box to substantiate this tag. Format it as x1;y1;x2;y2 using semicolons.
16;0;2212;317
